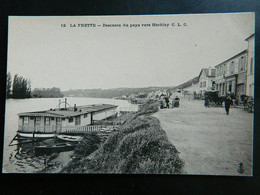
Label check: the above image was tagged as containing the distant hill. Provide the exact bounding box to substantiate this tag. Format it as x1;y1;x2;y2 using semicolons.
62;86;175;99
173;76;199;90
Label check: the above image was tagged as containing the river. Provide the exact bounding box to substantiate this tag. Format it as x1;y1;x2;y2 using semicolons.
2;97;138;173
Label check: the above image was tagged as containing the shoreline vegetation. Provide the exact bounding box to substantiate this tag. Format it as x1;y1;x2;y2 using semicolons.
62;87;174;99
41;100;184;174
6;72;63;99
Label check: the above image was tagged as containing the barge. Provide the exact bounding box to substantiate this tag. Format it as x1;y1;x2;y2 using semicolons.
16;99;118;138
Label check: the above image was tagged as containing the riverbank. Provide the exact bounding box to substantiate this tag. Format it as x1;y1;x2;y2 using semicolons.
56;100;184;174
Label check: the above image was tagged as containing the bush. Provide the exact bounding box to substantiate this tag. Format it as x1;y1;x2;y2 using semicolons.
74;132;101;157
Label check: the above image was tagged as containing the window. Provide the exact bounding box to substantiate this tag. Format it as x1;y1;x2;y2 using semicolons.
212;81;215;89
250;57;253;74
238;57;241;71
222;83;225;95
84;114;88;118
228;83;232;92
75;116;81;125
230;61;234;74
238;84;244;93
56;118;61;125
45;117;50;125
23;117;29;124
200;82;202;88
36;117;41;125
223;64;226;75
203;81;206;87
69;117;73;123
239;56;245;71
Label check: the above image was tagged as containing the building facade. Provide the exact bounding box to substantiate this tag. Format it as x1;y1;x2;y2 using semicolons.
215;50;247;103
198;67;216;96
245;34;255;97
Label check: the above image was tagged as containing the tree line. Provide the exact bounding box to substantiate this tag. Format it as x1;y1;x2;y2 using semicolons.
32;87;64;98
6;72;31;99
62;86;174;99
6;72;63;99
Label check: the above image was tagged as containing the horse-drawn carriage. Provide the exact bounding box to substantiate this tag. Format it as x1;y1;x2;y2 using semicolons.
204;90;225;107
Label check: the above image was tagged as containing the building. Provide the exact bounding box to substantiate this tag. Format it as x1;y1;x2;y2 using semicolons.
198;67;216;96
245;34;255;97
175;76;199;99
215;50;247;102
173;35;254;102
18;104;118;134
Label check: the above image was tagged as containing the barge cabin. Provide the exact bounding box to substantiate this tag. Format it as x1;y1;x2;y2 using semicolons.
18;104;118;135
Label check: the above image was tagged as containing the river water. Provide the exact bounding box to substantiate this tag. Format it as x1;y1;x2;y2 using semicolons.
2;97;138;173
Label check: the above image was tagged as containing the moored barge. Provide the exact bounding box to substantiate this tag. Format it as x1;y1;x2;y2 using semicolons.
16;100;118;138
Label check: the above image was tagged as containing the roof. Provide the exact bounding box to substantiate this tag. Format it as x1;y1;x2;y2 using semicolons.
198;68;216;78
245;33;254;41
18;104;118;117
215;50;247;68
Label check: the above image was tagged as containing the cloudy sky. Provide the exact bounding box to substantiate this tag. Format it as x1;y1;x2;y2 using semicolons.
7;13;254;90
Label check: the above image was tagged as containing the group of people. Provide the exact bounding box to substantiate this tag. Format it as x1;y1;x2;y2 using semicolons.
160;96;180;109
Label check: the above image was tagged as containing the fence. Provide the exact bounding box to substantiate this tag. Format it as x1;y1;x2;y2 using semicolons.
62;125;103;133
18;125;116;134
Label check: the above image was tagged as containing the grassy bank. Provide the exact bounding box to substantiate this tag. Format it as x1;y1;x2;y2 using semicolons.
61;100;184;174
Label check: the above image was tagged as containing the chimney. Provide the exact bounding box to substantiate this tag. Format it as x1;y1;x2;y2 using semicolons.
74;104;77;112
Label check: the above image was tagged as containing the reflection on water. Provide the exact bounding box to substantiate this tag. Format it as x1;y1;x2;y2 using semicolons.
3;97;137;173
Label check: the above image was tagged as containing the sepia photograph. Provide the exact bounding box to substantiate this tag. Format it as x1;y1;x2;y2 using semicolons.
3;13;255;175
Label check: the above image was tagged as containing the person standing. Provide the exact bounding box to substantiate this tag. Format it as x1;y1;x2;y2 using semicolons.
204;97;209;108
165;97;170;108
174;96;180;107
224;94;232;115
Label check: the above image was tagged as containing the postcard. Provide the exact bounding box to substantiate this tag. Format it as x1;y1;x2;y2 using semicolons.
3;13;254;175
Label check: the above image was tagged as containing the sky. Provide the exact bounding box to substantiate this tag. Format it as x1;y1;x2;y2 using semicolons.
7;13;254;91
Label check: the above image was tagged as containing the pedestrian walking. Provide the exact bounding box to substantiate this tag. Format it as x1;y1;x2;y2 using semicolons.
224;94;232;115
204;97;209;108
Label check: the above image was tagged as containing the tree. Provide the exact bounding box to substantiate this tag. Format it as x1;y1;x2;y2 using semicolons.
12;74;31;99
26;79;31;98
12;74;20;98
6;72;12;98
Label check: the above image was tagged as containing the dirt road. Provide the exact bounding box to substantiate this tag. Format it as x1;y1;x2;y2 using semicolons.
153;100;253;176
